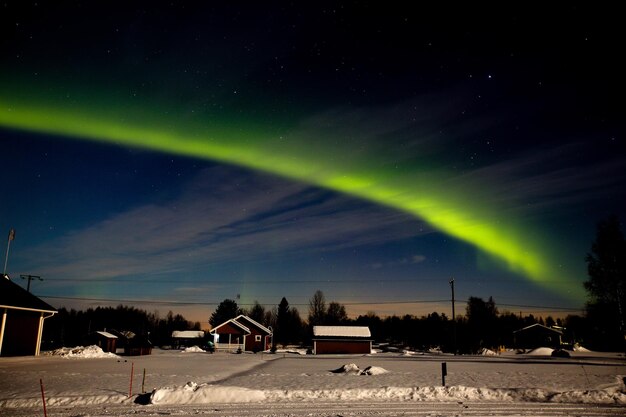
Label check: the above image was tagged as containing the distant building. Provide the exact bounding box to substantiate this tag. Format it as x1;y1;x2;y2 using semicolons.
171;330;205;348
86;330;118;353
122;333;153;356
210;315;272;352
513;323;563;349
312;326;372;354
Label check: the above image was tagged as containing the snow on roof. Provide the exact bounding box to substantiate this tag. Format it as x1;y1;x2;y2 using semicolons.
313;326;371;338
172;330;205;338
95;331;118;339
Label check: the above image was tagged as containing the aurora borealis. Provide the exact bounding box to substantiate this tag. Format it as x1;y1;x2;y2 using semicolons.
1;3;624;322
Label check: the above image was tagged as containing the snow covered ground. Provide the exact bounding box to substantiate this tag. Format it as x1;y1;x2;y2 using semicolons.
0;346;624;416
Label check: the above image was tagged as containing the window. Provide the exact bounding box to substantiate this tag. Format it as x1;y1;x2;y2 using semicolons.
255;335;262;342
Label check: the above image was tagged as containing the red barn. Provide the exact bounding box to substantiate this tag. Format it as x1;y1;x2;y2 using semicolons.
313;326;372;354
210;315;272;352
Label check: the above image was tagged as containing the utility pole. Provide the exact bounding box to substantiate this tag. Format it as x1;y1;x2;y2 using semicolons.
3;228;15;276
449;278;457;355
21;274;43;293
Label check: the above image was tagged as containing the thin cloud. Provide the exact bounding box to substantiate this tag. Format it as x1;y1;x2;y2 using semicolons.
20;166;430;282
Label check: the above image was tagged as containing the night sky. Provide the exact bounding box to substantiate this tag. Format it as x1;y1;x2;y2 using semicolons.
1;2;624;325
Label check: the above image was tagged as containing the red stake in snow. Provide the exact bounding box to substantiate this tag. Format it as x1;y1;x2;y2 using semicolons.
129;362;134;398
40;378;48;417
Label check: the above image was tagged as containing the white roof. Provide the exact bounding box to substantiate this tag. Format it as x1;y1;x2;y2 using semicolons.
96;331;118;339
313;326;371;338
171;330;205;338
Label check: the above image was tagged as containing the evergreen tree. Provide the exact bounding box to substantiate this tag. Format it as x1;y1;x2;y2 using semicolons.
276;297;303;346
209;299;241;328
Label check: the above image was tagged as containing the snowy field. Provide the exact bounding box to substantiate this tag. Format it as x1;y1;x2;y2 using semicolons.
0;346;625;416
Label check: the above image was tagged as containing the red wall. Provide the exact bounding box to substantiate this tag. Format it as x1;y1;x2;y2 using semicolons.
314;340;371;354
1;310;40;356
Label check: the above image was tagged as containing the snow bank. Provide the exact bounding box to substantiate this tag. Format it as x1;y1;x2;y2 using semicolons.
151;382;265;404
148;384;626;405
44;345;118;359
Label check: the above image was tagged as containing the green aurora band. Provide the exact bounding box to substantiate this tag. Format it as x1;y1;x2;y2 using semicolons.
0;88;583;300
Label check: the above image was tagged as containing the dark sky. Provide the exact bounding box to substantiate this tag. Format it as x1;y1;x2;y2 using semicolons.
1;2;624;324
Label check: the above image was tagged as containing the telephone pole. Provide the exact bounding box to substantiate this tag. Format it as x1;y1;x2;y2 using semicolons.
449;278;457;354
3;228;15;276
21;274;43;293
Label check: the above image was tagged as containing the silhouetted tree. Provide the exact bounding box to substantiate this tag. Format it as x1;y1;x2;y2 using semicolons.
209;299;241;328
275;297;303;346
308;290;326;326
247;300;267;325
465;296;498;352
584;215;626;350
326;301;348;325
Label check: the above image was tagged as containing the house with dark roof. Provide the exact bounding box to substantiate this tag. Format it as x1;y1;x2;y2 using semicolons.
210;315;272;352
513;323;563;349
312;326;372;354
0;275;57;356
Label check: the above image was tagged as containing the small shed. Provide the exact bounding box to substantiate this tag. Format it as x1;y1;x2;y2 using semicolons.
513;323;563;349
210;315;272;352
172;330;205;348
123;334;152;356
0;275;57;356
312;326;372;354
86;330;118;353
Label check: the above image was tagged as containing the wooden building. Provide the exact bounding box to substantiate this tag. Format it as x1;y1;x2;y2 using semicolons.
171;330;205;348
0;275;57;356
85;330;118;353
210;315;272;352
513;323;563;349
312;326;372;354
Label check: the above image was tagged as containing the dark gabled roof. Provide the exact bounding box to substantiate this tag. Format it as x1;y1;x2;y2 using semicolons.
0;276;56;313
513;323;563;335
210;317;250;335
234;315;272;335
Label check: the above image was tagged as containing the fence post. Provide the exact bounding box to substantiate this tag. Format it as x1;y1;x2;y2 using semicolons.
40;378;48;417
129;362;134;398
441;362;447;386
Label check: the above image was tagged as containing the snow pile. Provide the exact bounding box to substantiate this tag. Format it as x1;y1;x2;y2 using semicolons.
574;344;591;352
480;348;498;356
527;347;554;356
181;346;205;353
360;366;389;375
45;345;118;359
332;363;361;374
331;363;389;375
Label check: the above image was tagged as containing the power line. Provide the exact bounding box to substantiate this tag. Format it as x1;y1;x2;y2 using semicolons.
36;294;582;313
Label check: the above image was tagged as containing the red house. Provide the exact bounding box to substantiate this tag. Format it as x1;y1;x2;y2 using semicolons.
210;315;272;352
